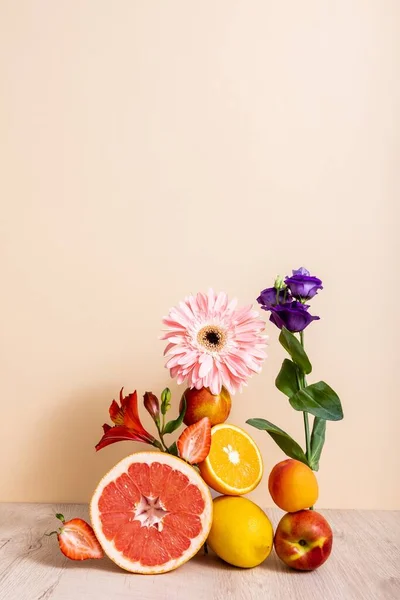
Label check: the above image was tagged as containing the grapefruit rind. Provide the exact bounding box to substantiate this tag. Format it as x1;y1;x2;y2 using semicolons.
90;452;213;574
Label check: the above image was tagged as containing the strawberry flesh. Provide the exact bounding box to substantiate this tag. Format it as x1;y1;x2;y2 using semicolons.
177;417;211;464
57;518;104;561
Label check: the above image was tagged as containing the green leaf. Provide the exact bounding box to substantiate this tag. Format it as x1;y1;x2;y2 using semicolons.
161;388;171;415
275;359;301;397
168;441;179;456
279;328;312;374
246;418;309;466
309;417;326;471
163;395;186;434
289;381;343;421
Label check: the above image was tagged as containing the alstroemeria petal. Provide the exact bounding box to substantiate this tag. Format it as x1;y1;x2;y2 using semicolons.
108;389;149;434
109;399;124;425
98;388;157;452
95;426;155;452
120;390;141;429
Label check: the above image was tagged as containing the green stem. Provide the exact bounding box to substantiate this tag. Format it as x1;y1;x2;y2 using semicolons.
299;329;304;347
303;411;311;461
152;439;164;452
155;422;169;452
299;331;311;461
300;330;314;510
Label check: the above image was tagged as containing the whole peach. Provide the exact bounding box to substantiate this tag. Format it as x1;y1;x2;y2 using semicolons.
274;510;333;571
268;459;318;512
179;387;231;426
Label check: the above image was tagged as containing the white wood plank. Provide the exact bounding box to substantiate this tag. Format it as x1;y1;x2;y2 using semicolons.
0;504;399;600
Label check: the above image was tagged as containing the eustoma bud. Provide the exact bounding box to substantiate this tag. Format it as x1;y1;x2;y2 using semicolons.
274;275;286;290
143;392;160;425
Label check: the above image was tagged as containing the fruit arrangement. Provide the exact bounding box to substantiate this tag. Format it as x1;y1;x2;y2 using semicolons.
47;269;343;575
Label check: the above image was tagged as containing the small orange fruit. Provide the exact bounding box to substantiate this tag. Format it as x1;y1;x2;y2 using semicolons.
199;423;263;495
268;459;318;512
180;386;231;426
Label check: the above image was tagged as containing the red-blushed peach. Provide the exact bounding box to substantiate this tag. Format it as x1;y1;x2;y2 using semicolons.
268;459;318;512
274;510;333;571
179;386;231;426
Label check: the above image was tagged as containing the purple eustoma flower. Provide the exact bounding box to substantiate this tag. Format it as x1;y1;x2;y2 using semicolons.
269;301;320;333
257;286;291;309
285;267;323;300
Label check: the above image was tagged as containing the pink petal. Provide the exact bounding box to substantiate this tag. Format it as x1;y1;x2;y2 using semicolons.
162;318;186;329
198;352;210;364
199;354;213;378
170;366;181;378
242;354;262;373
235;321;265;334
163;342;175;356
235;333;260;343
223;352;247;374
247;348;268;359
177;351;199;366
167;344;190;356
179;300;195;321
161;332;186;342
207;288;215;313
167;308;190;328
209;363;222;394
166;355;186;369
196;292;208;313
227;297;238;313
187;295;200;316
214;291;228;314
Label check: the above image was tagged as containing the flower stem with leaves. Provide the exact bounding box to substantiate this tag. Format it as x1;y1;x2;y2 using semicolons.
248;268;343;474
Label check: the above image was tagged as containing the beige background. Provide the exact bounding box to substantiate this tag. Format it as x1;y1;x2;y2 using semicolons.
1;1;399;509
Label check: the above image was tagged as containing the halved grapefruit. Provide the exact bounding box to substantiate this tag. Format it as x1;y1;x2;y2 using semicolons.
90;452;213;574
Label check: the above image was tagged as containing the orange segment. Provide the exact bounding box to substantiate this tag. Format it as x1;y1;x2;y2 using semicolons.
199;423;263;495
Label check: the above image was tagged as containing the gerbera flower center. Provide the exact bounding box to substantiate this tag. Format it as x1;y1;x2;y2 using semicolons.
197;325;226;352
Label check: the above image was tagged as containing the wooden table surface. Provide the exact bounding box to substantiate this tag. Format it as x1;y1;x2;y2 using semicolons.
0;503;399;600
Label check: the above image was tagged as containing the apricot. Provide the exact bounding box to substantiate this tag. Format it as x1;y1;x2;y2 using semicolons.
179;386;231;426
268;459;318;512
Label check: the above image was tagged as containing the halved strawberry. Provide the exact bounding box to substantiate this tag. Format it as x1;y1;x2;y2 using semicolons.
47;514;104;561
177;417;211;464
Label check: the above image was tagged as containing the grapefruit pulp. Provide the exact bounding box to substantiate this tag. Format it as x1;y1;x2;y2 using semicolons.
90;452;213;574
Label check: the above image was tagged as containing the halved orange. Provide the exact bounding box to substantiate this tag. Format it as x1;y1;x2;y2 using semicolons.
198;423;263;495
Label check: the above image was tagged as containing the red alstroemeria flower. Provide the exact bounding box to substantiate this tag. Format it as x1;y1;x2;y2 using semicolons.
95;388;156;451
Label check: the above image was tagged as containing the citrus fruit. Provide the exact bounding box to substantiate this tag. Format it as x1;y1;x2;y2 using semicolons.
198;423;263;495
207;496;273;568
180;386;231;426
268;459;319;512
90;452;213;574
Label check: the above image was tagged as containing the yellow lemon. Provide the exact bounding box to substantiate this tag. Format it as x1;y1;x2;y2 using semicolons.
207;496;274;568
199;423;263;495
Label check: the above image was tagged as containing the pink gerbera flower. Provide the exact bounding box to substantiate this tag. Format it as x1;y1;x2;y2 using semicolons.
162;290;268;395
